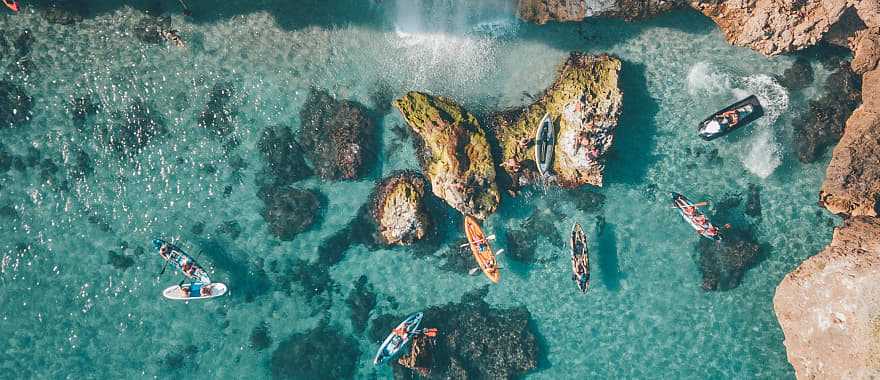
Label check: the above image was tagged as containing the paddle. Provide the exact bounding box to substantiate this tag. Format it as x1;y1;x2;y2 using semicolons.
671;201;709;209
459;234;496;248
467;250;505;275
158;259;170;276
178;0;192;16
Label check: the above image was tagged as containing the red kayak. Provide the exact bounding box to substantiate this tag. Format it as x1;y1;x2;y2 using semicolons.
3;0;19;12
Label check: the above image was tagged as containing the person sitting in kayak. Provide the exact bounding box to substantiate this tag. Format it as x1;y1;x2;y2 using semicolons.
693;214;708;226
705;226;719;237
181;261;196;277
159;244;171;259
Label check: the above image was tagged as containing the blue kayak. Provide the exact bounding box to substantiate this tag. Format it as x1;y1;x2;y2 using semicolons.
373;312;423;365
152;239;211;283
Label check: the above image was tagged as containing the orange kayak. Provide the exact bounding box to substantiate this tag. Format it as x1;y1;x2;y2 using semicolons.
464;215;500;284
3;0;19;12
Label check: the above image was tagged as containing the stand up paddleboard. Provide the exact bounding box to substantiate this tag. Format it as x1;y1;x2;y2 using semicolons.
570;222;590;293
162;282;227;300
374;312;423;365
535;112;555;176
464;216;500;284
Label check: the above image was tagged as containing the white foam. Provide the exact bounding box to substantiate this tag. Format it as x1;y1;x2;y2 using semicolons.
737;74;789;178
686;62;732;96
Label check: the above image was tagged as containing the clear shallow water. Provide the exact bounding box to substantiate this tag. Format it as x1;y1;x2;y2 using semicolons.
0;1;838;378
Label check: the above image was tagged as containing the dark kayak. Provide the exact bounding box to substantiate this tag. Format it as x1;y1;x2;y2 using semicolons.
152;239;211;283
671;192;721;240
570;223;590;293
373;312;423;365
697;95;764;141
535;112;555;176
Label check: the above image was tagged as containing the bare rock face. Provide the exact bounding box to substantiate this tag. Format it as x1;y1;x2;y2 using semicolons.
517;0;683;24
774;217;880;379
393;91;500;220
370;171;432;246
819;68;880;217
493;53;622;189
690;0;879;56
851;27;880;74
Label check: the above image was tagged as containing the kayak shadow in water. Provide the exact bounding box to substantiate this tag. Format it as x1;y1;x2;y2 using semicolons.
595;219;623;291
198;239;272;302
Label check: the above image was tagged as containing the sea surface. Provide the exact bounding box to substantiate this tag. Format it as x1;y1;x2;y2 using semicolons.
0;1;839;378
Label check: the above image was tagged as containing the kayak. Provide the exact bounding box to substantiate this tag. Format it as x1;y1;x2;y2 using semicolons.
3;0;19;12
697;95;764;141
671;192;721;240
464;215;500;284
152;239;211;283
534;112;555;176
162;282;227;300
373;312;423;365
570;222;590;293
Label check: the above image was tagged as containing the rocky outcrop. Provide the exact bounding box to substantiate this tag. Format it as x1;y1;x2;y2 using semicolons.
852;27;880;74
258;186;321;241
270;324;360;380
393;91;500;220
517;0;683;24
793;62;862;163
371;288;539;379
299;88;376;180
370;171;432;246
691;0;879;56
493;53;622;189
774;217;880;379
0;81;32;129
819;66;880;216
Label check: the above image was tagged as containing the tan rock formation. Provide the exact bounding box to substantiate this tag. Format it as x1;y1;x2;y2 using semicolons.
517;0;683;24
370;171;432;246
774;217;880;379
393;92;501;220
851;27;880;74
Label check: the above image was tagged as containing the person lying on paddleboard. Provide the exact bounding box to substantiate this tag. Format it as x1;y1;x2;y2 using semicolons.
176;282;213;298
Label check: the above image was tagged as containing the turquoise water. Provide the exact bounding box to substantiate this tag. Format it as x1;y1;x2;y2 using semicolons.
0;1;839;378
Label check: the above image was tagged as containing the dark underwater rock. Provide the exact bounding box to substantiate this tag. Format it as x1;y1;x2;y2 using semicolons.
198;82;236;137
793;62;862;163
298;88;376;180
569;188;605;213
279;259;336;303
67;148;93;180
505;210;563;265
43;4;85;25
13;30;34;60
258;186;320;241
346;275;377;334
215;220;242;240
163;345;198;370
373;288;540;379
199;240;271;302
71;95;100;130
250;322;272;351
258;125;312;186
778;57;814;91
270;325;360;380
697;226;765;291
0;81;32;129
103;100;166;156
133;17;167;44
745;183;762;218
107;250;135;271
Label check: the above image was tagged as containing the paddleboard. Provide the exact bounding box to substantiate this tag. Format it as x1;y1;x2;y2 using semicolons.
162;282;227;300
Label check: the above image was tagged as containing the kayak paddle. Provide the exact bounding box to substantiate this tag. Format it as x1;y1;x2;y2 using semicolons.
671;201;709;209
459;234;496;248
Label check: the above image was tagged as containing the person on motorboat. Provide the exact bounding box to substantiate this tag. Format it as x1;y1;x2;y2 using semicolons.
719;109;739;126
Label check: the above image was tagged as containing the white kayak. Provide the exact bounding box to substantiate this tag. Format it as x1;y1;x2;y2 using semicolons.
162;282;228;300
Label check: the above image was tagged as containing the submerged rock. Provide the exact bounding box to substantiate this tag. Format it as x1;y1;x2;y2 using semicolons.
257;125;313;186
793;62;861;163
133;17;167;44
198;82;236;137
107;250;134;271
778;57;814;90
42;5;85;25
70;95;100;130
299;88;376;180
518;0;682;24
819;68;880;217
374;288;540;379
370;170;432;246
102;100;167;156
0;81;31;129
250;322;272;351
346;275;377;334
493;53;622;189
258;186;320;241
270;324;360;380
696;226;764;291
774;217;880;379
505;210;563;265
393;91;500;220
745;183;762;218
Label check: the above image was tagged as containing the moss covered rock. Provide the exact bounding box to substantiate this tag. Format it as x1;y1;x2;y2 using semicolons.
493;53;622;189
393;92;500;220
370;170;432;245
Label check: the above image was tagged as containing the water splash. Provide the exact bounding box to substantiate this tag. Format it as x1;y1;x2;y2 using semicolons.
686;62;732;96
738;74;788;178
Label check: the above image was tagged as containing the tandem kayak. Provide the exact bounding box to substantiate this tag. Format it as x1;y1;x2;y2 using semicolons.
464;215;500;284
162;282;227;300
570;222;590;293
535;112;555;176
153;239;211;283
697;95;764;141
671;192;721;240
373;312;423;365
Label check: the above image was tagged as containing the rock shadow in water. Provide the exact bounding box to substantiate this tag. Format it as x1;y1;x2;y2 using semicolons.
603;60;659;186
